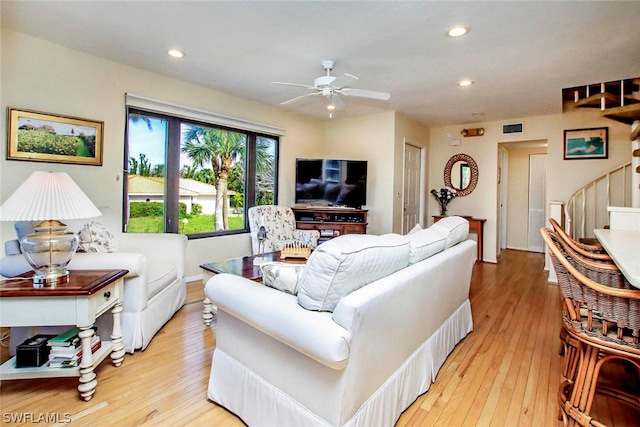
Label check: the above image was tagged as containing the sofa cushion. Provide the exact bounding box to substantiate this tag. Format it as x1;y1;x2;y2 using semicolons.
15;221;36;241
260;261;305;295
77;221;119;253
5;222;37;256
297;234;410;312
4;239;22;257
429;216;469;249
401;227;448;264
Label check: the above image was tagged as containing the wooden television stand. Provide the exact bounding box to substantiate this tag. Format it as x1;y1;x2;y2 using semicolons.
292;206;368;243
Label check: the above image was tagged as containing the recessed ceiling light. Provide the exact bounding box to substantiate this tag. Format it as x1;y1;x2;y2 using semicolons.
327;104;336;110
167;49;185;58
447;26;469;38
458;79;474;87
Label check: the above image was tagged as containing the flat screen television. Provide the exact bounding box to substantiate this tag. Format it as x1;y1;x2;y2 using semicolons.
295;158;367;208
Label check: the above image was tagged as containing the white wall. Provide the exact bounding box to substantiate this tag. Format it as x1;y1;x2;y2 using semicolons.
429;106;631;263
0;29;323;277
322;112;431;235
322;112;396;235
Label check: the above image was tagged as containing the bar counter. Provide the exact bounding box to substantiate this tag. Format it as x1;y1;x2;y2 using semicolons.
594;228;640;289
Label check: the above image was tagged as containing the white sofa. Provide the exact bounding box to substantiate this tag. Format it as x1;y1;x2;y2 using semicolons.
0;207;187;354
205;216;476;426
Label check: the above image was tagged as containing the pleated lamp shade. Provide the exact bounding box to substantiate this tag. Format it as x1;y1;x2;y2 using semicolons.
0;171;101;286
0;171;101;221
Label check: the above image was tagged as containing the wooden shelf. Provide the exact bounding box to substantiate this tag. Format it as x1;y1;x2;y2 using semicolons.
574;92;622;108
602;103;640;125
0;341;113;380
292;207;367;242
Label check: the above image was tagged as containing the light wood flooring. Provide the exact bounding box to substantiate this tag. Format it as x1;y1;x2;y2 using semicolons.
1;249;638;426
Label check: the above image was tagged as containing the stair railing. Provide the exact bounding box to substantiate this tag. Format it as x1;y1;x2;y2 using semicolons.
565;162;632;240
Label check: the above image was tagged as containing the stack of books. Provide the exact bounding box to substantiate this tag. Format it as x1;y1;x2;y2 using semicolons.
47;327;101;368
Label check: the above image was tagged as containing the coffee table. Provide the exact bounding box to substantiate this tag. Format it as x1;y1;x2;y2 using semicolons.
200;251;306;325
0;269;127;401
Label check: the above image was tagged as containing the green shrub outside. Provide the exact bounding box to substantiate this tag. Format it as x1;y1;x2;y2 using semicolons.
127;201;242;233
130;202;204;218
129;202;164;218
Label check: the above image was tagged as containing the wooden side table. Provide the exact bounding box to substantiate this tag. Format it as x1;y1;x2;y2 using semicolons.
0;269;127;401
433;216;486;262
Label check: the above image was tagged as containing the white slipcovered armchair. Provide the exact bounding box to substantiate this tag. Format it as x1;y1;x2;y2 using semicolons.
0;207;187;354
247;205;319;255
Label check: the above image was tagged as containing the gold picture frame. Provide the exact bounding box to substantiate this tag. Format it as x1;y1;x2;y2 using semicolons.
7;108;104;166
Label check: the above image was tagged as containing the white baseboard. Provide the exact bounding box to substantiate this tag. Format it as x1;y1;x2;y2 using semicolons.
185;274;202;284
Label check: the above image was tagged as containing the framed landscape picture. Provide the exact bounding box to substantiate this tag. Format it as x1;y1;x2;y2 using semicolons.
563;127;608;160
7;108;104;166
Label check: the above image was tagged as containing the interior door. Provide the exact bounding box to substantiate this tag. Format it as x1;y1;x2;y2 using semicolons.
403;142;421;232
499;147;509;250
528;153;546;252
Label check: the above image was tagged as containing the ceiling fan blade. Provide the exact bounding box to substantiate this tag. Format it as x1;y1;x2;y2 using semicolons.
280;91;321;106
271;81;317;90
341;88;391;101
330;94;347;110
331;73;359;89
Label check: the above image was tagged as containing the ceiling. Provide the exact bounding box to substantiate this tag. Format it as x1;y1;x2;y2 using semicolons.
2;1;640;127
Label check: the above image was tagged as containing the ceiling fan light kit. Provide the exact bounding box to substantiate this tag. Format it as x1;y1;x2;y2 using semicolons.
272;60;390;115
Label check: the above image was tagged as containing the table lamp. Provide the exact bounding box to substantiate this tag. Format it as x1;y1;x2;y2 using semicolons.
0;171;101;286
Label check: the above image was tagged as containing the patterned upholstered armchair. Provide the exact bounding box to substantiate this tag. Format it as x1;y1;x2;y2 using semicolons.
247;205;320;255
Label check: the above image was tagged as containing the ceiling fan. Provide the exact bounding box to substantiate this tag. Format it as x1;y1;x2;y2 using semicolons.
272;60;391;112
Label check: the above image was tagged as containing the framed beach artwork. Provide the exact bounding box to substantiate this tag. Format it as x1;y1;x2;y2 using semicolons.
7;108;104;166
563;127;608;160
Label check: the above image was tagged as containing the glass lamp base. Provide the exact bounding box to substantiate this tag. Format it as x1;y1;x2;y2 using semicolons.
20;220;79;287
32;267;70;287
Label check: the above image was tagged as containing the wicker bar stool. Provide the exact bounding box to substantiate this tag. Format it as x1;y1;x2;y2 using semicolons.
549;218;612;262
547;220;615;381
541;227;640;426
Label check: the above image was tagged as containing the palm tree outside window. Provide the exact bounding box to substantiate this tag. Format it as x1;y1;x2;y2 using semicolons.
124;108;278;237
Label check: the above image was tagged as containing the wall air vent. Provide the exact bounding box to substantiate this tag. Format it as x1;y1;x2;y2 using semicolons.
502;122;524;135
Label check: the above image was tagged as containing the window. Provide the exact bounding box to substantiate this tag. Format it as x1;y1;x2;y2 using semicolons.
125;107;279;238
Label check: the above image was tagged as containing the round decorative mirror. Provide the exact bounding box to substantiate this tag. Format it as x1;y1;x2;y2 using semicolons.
444;153;478;196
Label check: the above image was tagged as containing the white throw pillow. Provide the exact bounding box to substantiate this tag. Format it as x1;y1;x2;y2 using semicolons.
401;227;448;264
297;234;410;312
260;262;305;295
77;222;119;253
429;216;469;249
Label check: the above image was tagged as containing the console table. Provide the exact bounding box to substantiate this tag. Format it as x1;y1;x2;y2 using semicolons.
0;269;127;401
433;216;486;262
292;207;367;242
